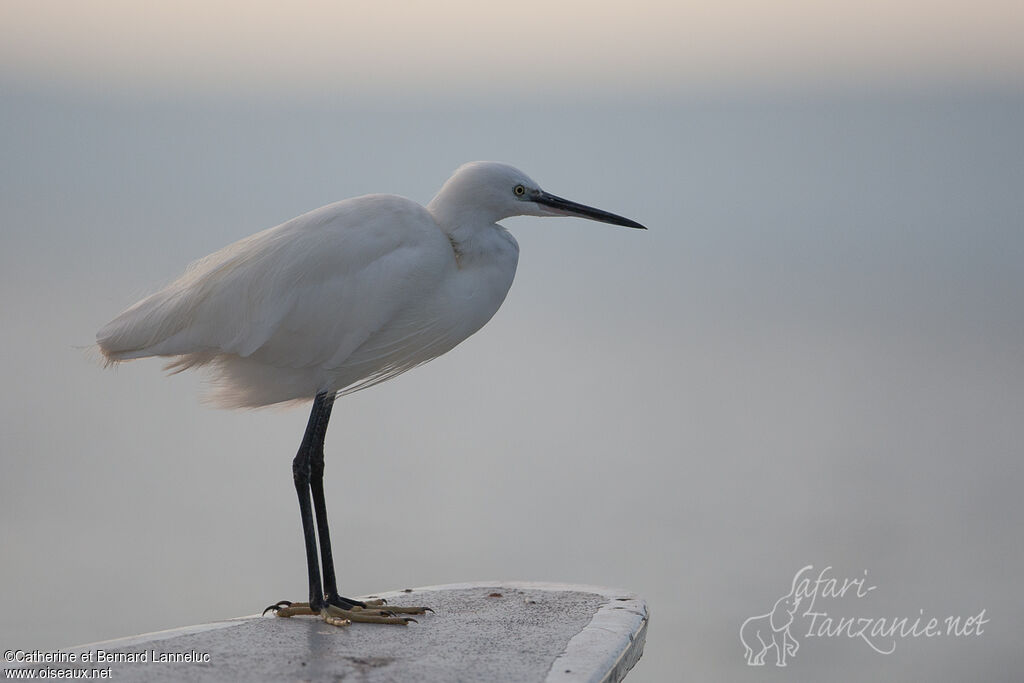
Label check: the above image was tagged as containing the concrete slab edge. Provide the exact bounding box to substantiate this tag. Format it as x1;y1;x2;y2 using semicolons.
371;581;649;683
66;617;253;653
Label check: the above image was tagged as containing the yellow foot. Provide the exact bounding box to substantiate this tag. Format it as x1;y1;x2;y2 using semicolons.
263;599;430;626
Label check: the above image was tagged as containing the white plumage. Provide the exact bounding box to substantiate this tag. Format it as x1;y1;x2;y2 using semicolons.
97;161;644;625
97;161;643;407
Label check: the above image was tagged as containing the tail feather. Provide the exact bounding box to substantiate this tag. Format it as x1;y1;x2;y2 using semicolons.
96;288;196;364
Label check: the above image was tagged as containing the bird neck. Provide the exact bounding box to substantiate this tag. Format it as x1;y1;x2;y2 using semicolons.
441;220;508;269
427;179;507;231
426;204;517;270
426;196;494;250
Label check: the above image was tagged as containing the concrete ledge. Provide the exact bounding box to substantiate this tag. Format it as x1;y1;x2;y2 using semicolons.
8;582;647;682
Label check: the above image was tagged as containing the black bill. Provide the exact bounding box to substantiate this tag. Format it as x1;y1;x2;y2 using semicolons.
534;191;647;230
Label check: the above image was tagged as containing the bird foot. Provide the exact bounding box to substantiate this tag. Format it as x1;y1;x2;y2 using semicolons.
263;599;430;626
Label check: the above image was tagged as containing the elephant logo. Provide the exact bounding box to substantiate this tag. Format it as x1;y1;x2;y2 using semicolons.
740;573;803;666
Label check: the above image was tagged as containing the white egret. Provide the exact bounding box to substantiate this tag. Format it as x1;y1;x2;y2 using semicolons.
97;161;645;626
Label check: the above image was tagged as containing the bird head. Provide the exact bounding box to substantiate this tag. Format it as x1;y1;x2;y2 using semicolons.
428;161;646;230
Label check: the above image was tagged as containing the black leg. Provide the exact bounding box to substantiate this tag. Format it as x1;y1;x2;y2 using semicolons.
307;392;365;609
292;391;333;612
266;390;429;624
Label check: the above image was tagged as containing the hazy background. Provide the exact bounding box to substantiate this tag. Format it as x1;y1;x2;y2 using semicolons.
1;2;1022;681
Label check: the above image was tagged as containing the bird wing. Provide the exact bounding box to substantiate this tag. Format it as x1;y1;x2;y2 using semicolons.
97;195;453;376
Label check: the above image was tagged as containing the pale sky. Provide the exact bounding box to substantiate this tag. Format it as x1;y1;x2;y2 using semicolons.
2;0;1022;96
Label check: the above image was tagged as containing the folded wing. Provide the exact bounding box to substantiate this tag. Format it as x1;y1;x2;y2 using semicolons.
97;195;453;406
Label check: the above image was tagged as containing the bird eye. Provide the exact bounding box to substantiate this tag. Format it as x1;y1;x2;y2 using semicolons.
513;184;526;197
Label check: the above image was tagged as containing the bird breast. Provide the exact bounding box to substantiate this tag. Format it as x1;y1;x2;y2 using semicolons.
327;222;519;396
432;223;520;341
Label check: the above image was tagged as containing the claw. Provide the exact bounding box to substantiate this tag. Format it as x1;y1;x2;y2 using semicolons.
262;600;293;615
